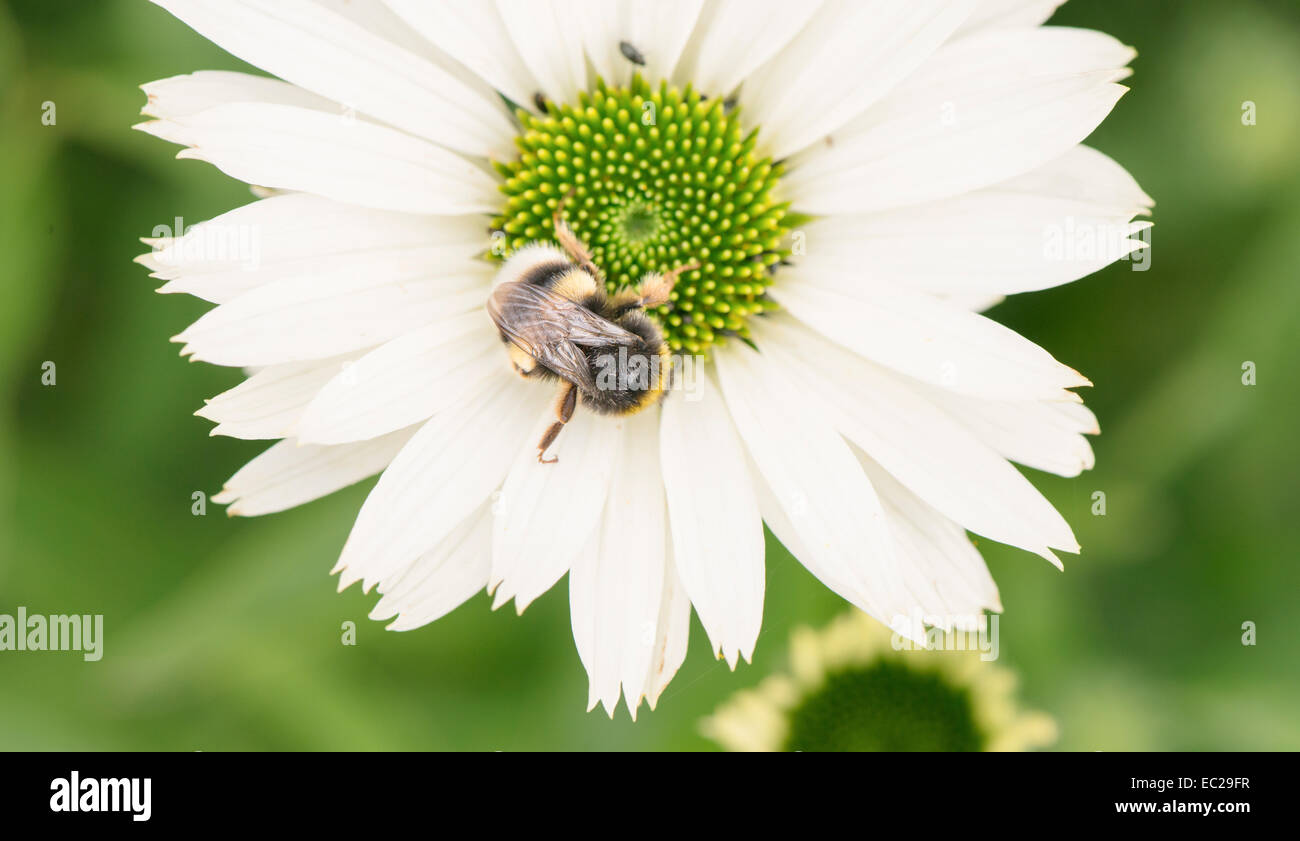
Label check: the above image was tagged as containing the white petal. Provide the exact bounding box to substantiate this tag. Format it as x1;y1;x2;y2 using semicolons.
794;146;1153;297
140;70;334;118
213;428;415;516
370;502;493;630
743;0;977;160
490;405;622;613
772;271;1090;401
382;0;541;108
946;292;1006;312
578;0;704;89
495;0;587;105
752;316;1079;560
333;371;547;593
173;254;488;368
568;530;602;707
295;312;502;445
644;548;691;710
198;351;362;439
713;342;907;624
784;27;1135;213
318;0;517;113
150;0;514;156
137;102;500;215
955;0;1064;37
140;193;488;304
608;413;669;720
1049;399;1101;434
857;454;1002;618
659;367;763;667
673;0;822;97
918;386;1098;477
746;467;920;643
1001;143;1155;211
567;411;666;718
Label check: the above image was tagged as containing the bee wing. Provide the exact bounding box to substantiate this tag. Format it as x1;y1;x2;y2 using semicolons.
487;281;638;394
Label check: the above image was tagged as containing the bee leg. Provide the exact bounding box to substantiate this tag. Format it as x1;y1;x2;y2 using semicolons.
536;423;563;464
538;382;578;464
636;261;700;309
553;189;603;281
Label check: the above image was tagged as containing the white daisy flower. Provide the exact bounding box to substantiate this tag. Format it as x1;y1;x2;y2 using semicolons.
136;0;1151;718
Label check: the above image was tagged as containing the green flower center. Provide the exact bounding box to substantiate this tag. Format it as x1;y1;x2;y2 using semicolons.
491;77;791;354
783;661;986;752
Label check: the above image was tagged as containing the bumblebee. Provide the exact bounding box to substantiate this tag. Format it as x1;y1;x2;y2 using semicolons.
487;195;697;463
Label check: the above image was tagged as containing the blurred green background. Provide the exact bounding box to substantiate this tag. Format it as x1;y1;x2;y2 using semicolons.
1;0;1298;751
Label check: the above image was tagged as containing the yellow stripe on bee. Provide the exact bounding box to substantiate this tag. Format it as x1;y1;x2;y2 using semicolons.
508;344;537;375
549;268;598;301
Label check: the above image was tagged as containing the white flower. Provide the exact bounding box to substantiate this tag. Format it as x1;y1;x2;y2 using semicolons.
136;0;1151;718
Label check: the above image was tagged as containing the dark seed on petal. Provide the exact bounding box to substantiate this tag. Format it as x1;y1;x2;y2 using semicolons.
619;40;647;66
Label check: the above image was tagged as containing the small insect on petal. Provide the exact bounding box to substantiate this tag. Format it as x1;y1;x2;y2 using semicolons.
619;40;646;66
